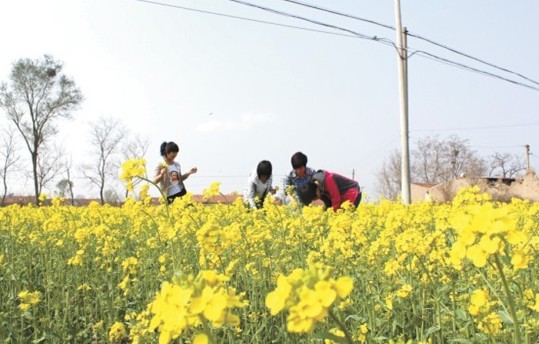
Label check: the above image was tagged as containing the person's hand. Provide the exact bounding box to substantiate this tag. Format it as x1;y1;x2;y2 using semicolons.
160;168;167;177
189;167;198;174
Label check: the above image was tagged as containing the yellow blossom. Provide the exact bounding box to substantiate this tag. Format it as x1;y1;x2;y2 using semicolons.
193;333;209;344
108;322;127;342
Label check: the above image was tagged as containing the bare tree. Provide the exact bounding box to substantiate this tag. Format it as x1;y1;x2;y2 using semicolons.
0;55;83;204
121;134;150;161
56;155;76;204
104;188;121;206
377;135;487;199
34;144;65;196
56;179;73;197
444;135;486;180
411;135;486;183
121;133;150;198
0;127;20;206
63;156;76;205
82;116;126;205
487;152;526;178
376;149;401;200
412;136;444;183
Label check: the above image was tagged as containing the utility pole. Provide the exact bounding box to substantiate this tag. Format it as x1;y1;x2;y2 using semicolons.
394;0;411;204
525;144;530;172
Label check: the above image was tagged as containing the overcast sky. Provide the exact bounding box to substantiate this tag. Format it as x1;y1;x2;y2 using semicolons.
1;0;538;199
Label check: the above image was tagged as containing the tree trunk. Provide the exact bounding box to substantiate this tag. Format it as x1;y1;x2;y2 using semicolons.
99;184;105;205
1;172;7;207
32;151;40;205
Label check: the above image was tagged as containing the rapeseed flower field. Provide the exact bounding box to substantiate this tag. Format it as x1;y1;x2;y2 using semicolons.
0;161;538;343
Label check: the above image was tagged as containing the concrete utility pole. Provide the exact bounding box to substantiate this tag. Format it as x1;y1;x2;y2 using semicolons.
394;0;411;204
525;144;530;172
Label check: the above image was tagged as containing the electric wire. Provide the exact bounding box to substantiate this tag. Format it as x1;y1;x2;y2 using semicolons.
227;0;538;91
407;33;539;87
133;0;359;39
279;0;539;86
281;0;395;30
412;122;539;133
412;50;539;91
131;0;539;92
227;0;396;47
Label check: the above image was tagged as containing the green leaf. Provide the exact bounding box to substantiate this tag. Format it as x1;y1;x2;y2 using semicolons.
345;314;365;322
455;308;468;321
372;336;389;342
425;325;441;337
498;309;513;324
447;338;474;344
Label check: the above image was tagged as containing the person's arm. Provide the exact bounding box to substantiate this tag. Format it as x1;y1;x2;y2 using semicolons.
154;164;166;184
323;173;342;211
180;167;198;181
245;182;258;208
283;170;294;187
268;175;277;195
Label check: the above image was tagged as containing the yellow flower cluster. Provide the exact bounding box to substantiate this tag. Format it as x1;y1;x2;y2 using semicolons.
265;265;353;333
18;290;42;312
468;289;502;335
108;321;127;342
355;323;368;343
202;182;221;202
120;159;147;192
2;185;539;343
148;270;247;344
449;190;529;270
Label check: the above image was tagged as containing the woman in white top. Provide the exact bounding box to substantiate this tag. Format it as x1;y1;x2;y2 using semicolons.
154;141;197;203
244;160;276;208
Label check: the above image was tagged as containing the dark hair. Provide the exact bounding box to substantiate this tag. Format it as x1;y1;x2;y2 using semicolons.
160;141;179;156
256;160;272;178
296;182;318;205
291;152;308;169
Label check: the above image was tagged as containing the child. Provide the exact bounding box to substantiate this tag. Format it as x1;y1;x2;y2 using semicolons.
297;170;361;211
154;141;197;204
244;160;276;208
283;152;317;203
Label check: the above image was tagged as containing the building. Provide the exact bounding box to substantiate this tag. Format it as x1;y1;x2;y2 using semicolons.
411;170;539;203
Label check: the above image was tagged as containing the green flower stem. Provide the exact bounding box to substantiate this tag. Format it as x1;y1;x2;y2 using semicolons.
136;176;170;220
493;254;522;344
329;310;354;344
201;317;216;344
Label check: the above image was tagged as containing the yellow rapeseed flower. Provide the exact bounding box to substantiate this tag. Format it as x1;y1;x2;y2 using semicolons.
266;266;354;334
193;333;209;344
202;182;221;202
334;277;353;298
108;322;127;342
396;284;413;299
511;250;529;270
18;290;42;311
265;276;292;315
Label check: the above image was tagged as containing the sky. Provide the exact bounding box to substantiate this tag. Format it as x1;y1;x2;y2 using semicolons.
1;0;538;200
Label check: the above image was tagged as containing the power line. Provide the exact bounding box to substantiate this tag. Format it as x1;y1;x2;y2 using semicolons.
472;144;527;149
227;0;539;92
280;0;395;30
131;0;539;91
407;32;539;87
412;122;539;133
227;0;396;46
278;0;539;87
411;50;539;91
132;0;360;39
